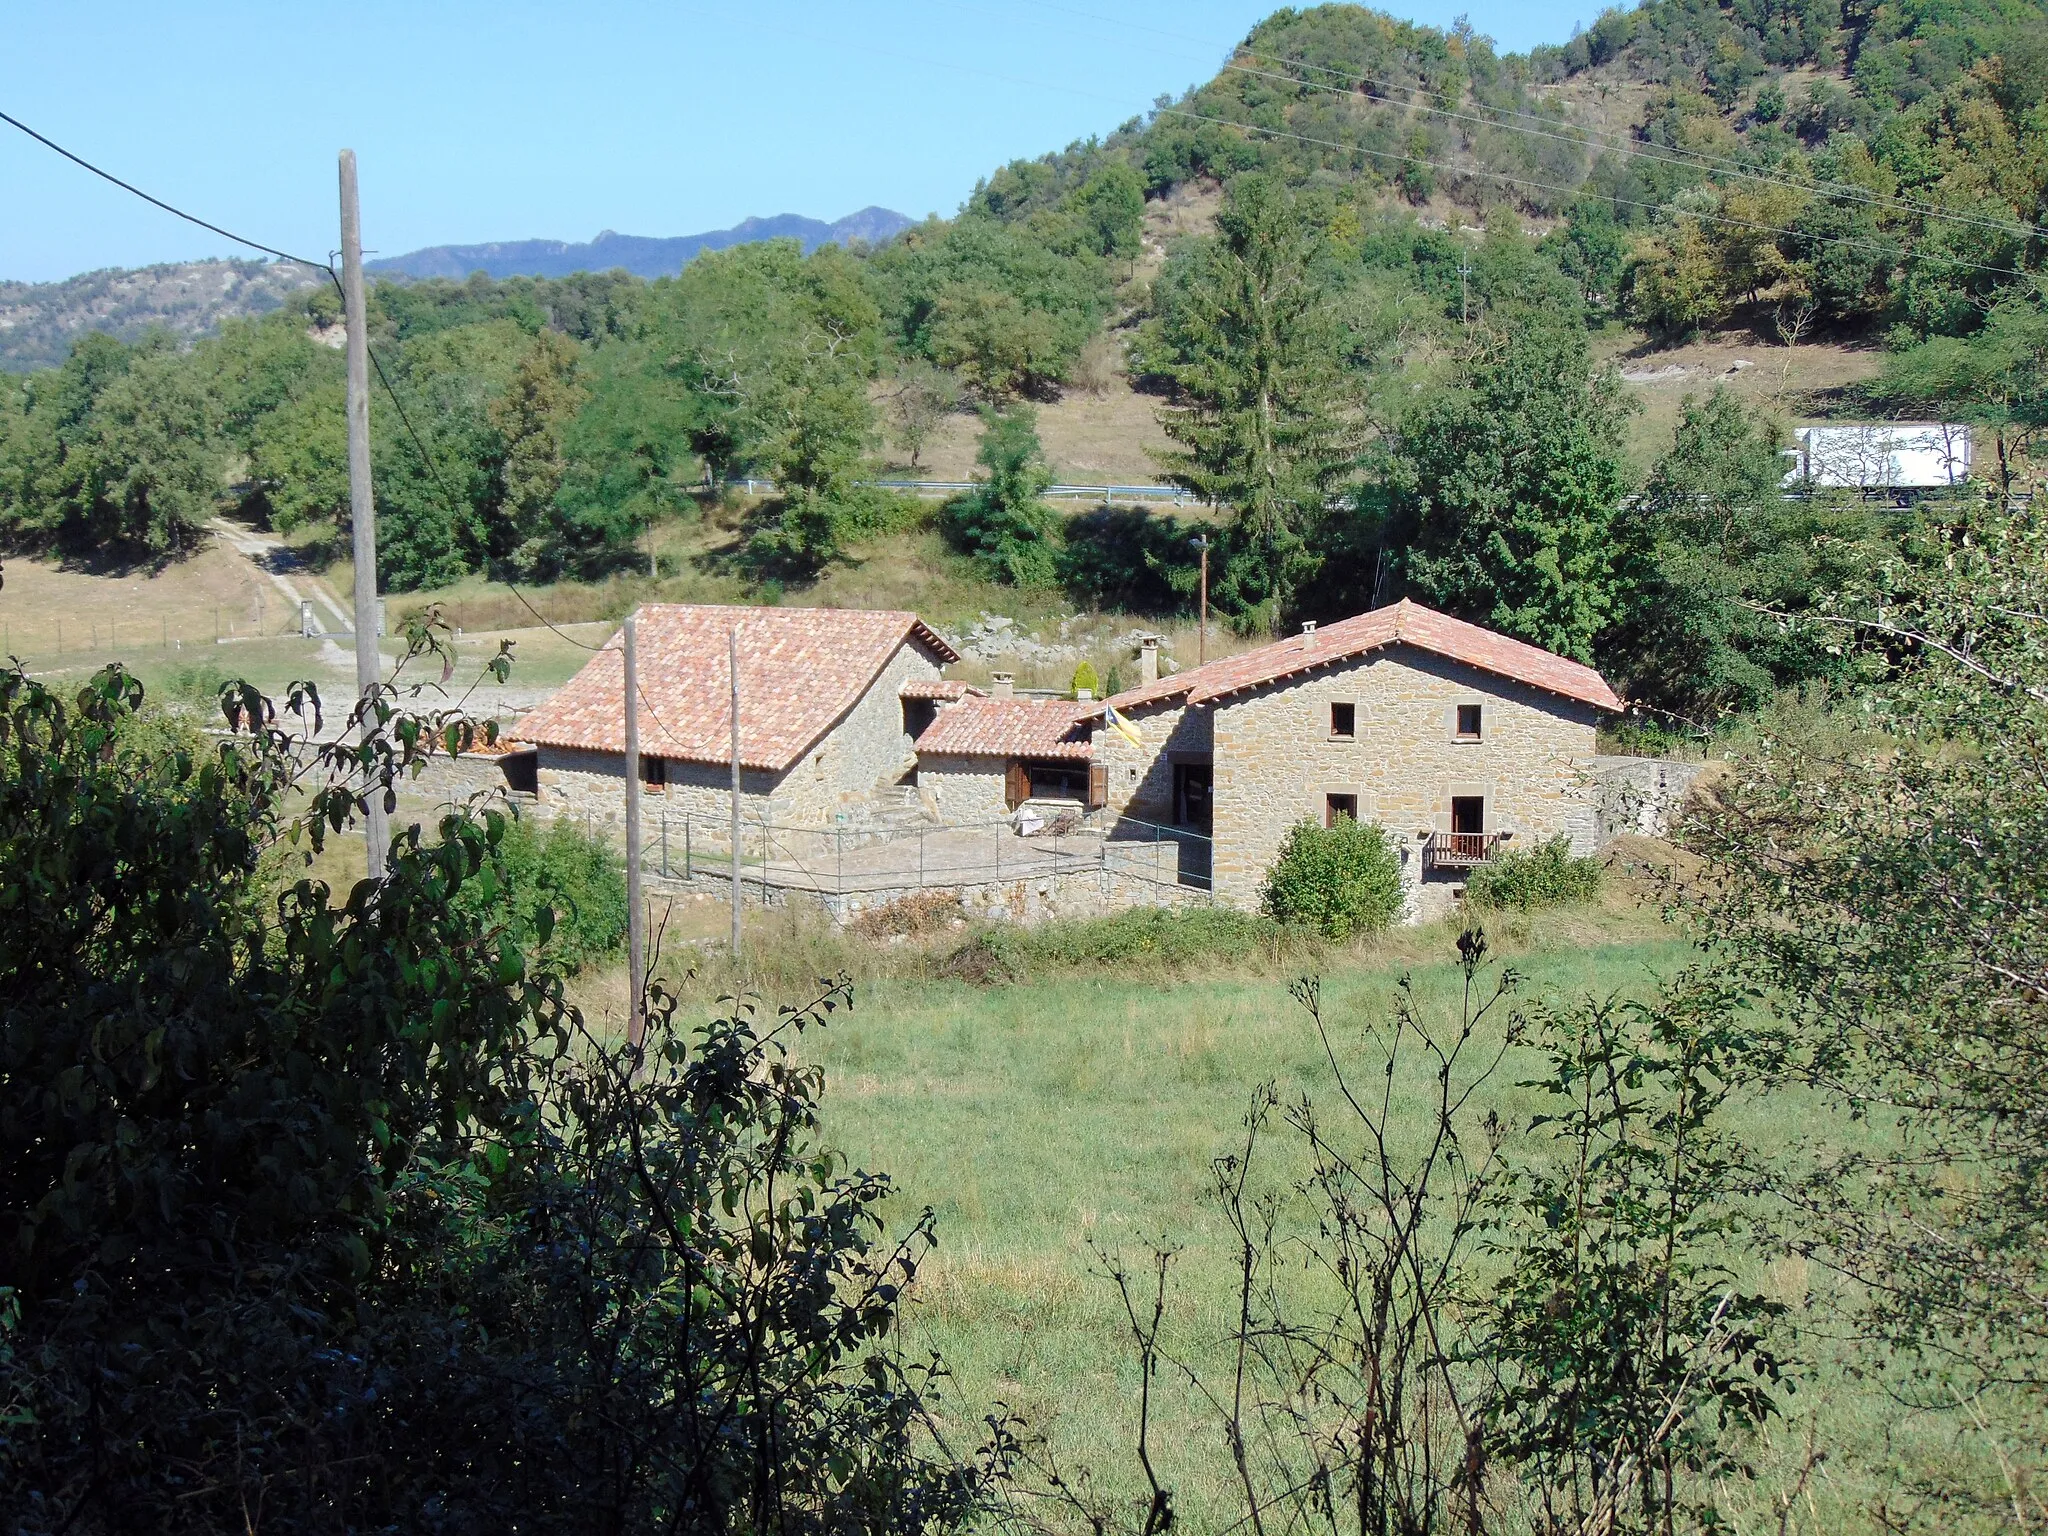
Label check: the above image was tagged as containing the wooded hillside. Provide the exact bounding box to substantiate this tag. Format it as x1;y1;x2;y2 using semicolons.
3;0;2043;728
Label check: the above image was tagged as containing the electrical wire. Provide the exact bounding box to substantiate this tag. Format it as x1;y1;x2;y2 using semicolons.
0;108;334;270
0;105;606;654
1210;57;2048;243
351;342;604;651
1157;104;2025;278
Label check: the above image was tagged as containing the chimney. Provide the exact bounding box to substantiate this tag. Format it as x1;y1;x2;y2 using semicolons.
990;671;1015;698
1139;635;1160;686
1301;620;1318;635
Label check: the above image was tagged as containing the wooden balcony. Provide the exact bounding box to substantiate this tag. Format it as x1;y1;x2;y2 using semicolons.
1424;830;1507;871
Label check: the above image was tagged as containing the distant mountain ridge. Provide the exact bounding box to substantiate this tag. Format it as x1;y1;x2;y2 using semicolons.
0;207;916;372
366;207;914;281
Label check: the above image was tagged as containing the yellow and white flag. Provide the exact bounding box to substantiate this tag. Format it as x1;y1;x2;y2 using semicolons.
1103;700;1143;749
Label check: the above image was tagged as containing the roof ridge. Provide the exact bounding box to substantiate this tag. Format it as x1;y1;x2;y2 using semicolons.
1100;599;1620;714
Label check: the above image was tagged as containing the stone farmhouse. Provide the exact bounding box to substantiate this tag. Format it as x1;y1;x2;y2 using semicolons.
503;597;1628;920
1086;599;1623;910
508;603;957;828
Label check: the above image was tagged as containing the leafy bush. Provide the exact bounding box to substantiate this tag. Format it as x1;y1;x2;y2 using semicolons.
938;906;1282;982
1259;818;1404;938
0;663;982;1532
451;813;629;970
1070;660;1100;697
1463;835;1603;910
1024;905;1281;966
159;658;235;709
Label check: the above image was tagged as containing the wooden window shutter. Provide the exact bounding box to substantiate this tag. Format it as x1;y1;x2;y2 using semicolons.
1088;761;1108;810
1005;760;1031;810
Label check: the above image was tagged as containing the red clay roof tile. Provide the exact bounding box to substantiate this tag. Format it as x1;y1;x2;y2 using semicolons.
1100;600;1622;715
510;604;957;771
899;678;986;701
913;696;1094;761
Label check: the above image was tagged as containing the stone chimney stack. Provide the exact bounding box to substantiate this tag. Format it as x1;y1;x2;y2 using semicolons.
1301;620;1318;635
990;671;1015;698
1139;635;1160;686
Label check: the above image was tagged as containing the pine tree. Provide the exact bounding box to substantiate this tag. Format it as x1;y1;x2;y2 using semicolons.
1149;174;1361;625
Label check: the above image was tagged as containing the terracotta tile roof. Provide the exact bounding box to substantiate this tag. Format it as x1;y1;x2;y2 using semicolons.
913;696;1094;762
1101;600;1622;715
899;678;985;702
510;604;958;772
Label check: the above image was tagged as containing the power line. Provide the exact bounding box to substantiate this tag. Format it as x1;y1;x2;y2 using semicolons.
352;343;603;652
0;109;334;271
1157;105;2025;280
1210;57;2048;243
1;105;604;655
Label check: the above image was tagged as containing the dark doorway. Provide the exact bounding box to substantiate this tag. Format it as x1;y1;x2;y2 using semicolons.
1174;761;1213;832
499;748;538;794
1451;795;1485;834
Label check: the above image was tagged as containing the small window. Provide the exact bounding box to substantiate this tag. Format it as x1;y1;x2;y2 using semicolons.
815;752;827;780
1330;701;1356;739
1456;704;1483;740
639;755;666;794
1325;793;1358;827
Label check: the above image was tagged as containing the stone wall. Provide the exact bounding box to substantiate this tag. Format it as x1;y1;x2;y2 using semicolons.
1207;647;1602;909
1093;699;1211;823
533;638;944;846
1591;755;1708;841
406;750;527;807
917;753;1010;823
538;744;780;849
820;865;1213;925
766;639;943;824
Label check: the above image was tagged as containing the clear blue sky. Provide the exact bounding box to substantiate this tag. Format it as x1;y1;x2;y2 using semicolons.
3;0;1593;284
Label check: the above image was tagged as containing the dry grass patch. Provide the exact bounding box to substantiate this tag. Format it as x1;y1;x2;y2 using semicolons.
1;544;278;662
1600;325;1886;467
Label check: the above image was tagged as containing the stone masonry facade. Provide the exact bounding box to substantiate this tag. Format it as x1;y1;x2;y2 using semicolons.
534;638;942;847
916;753;1011;824
1101;644;1602;911
1208;649;1601;908
1094;700;1212;825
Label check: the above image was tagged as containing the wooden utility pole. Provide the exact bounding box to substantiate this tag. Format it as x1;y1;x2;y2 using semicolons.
623;614;646;1047
1192;534;1210;665
729;626;743;959
340;149;388;881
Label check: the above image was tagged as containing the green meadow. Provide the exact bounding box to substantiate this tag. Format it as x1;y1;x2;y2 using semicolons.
639;903;2016;1533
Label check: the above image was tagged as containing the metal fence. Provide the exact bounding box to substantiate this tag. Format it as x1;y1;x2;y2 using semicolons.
610;807;1212;905
733;476;1208;506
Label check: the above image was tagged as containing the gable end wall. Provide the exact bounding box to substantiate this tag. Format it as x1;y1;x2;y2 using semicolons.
535;637;945;842
1208;647;1601;908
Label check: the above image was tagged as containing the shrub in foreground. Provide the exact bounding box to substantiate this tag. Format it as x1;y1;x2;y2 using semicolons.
0;663;981;1533
1260;817;1403;938
1463;834;1603;910
451;812;628;970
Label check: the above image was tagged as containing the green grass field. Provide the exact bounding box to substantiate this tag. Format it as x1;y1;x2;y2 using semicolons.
626;901;2023;1534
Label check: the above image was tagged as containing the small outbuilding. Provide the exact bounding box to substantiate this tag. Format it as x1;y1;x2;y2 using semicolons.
912;680;1098;823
